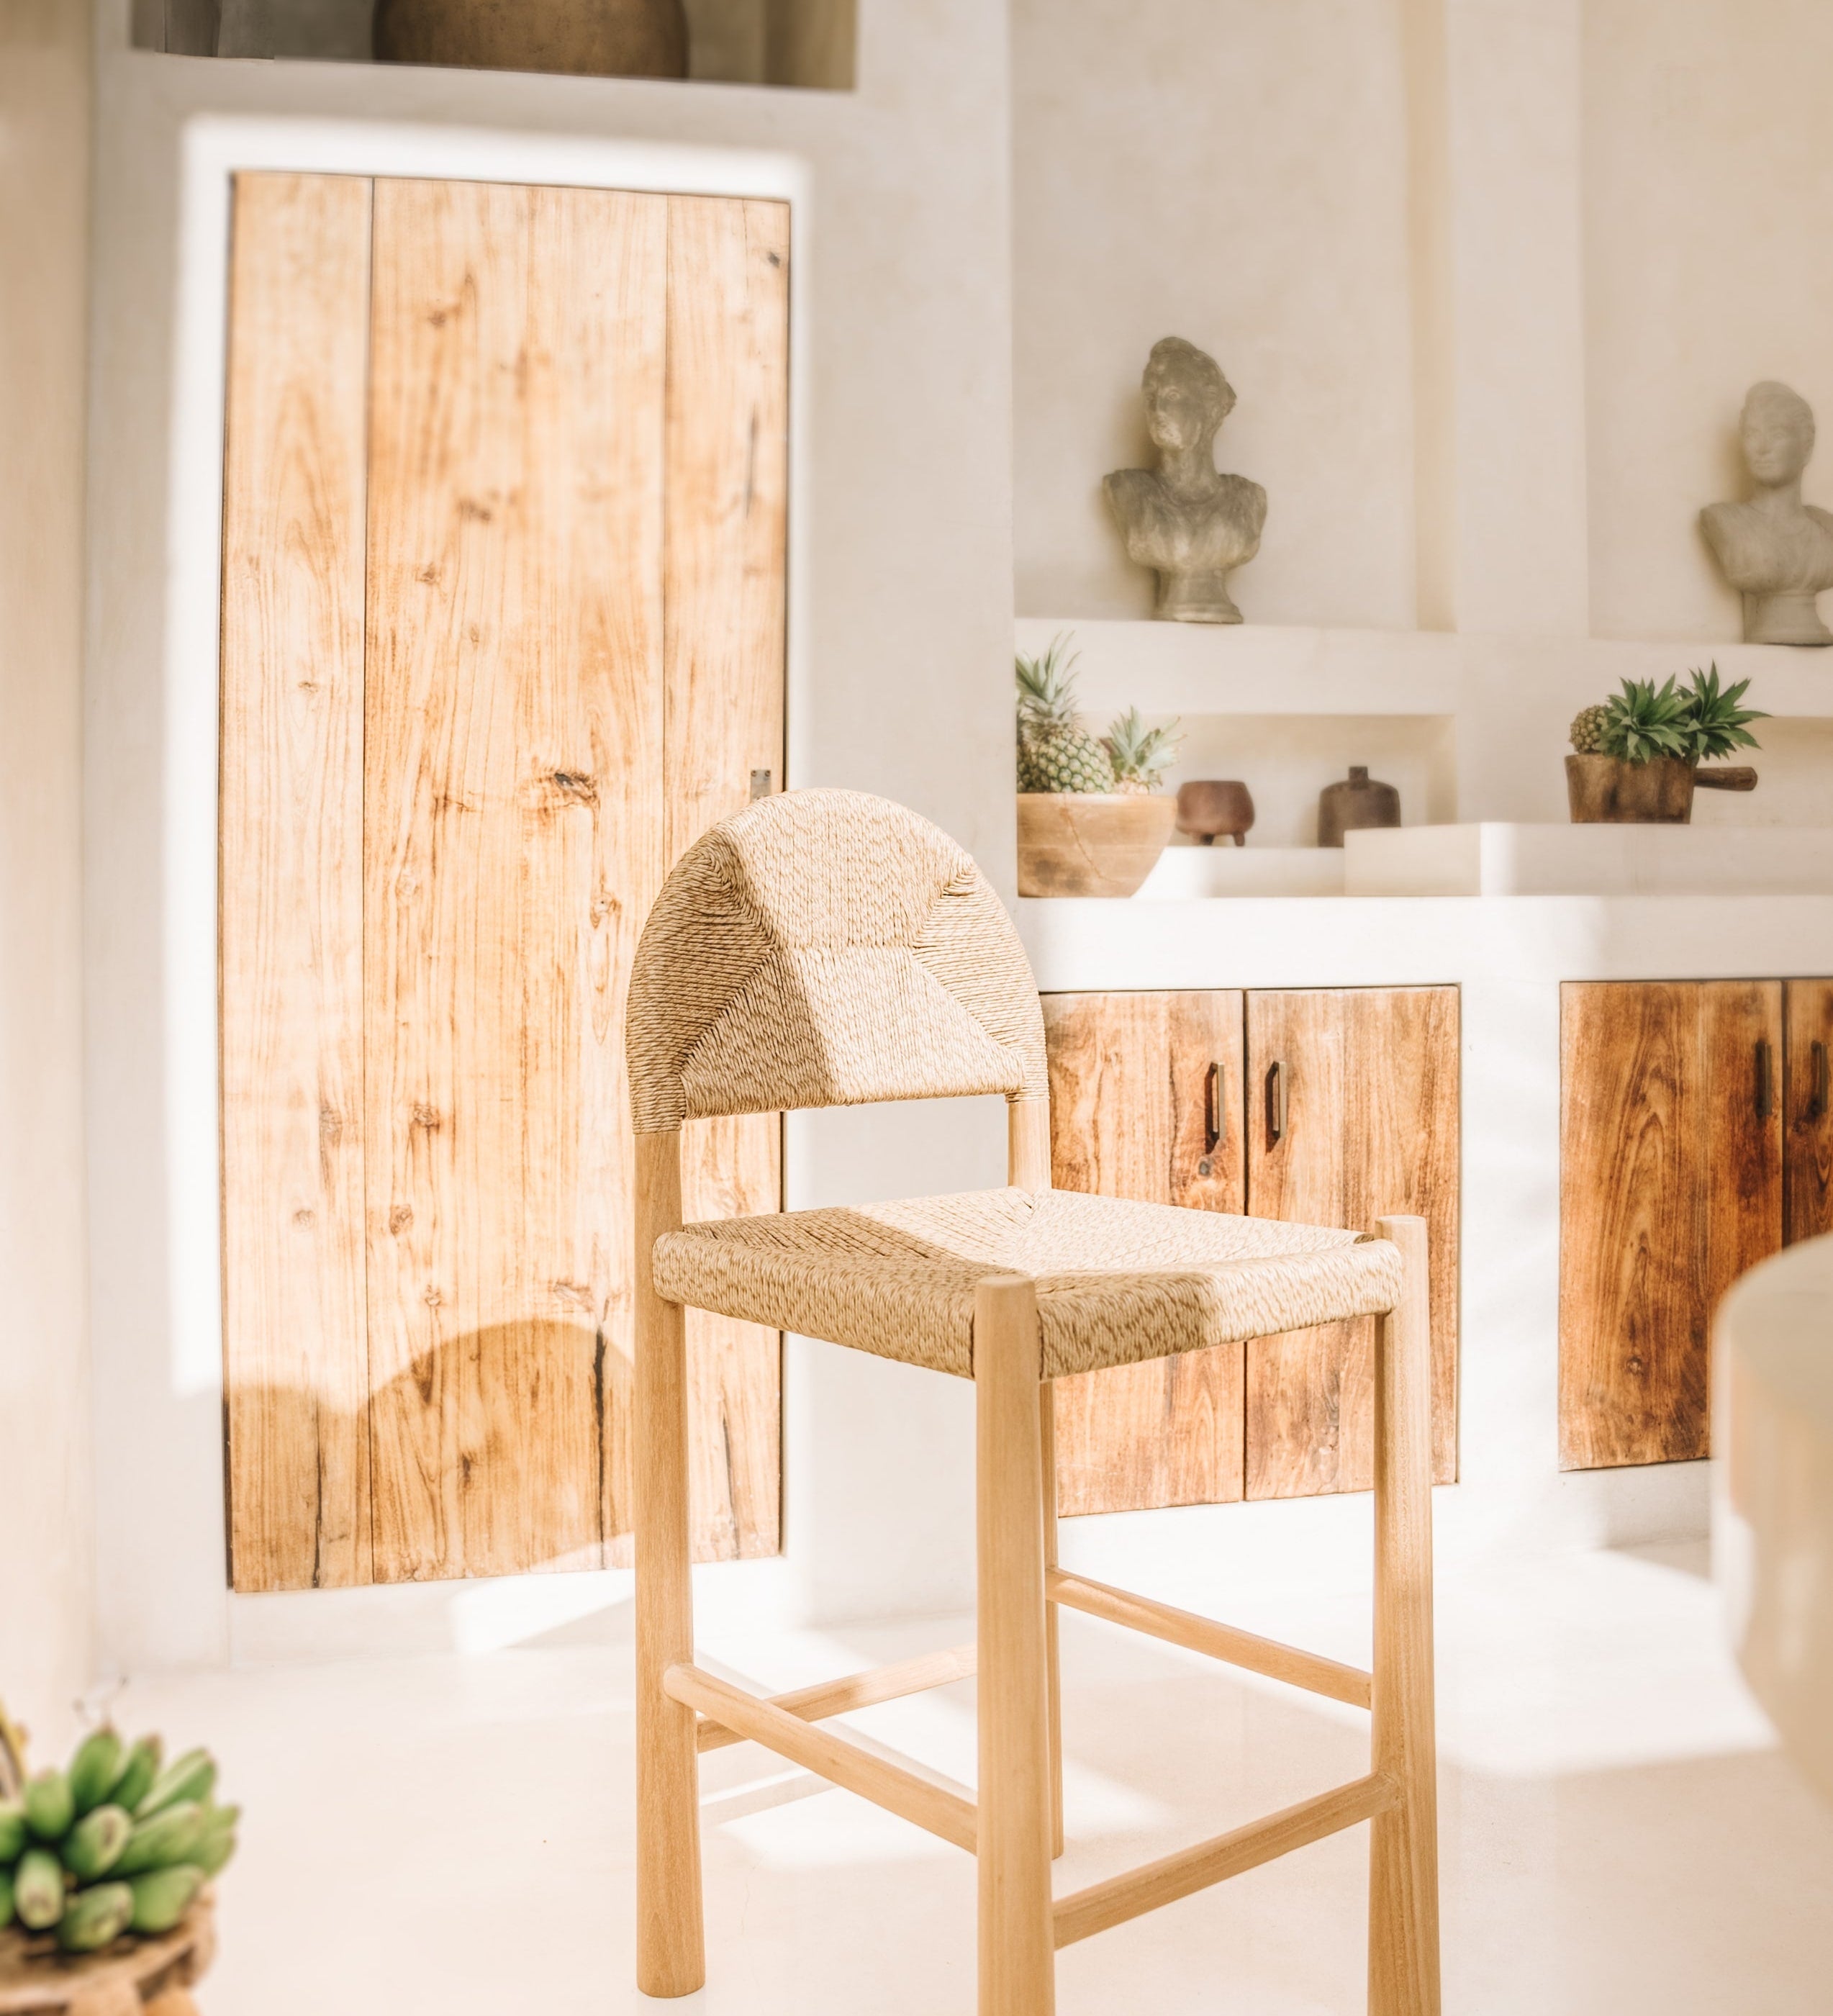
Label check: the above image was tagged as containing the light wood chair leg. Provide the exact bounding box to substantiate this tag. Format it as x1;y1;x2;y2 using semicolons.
1368;1215;1441;2016
976;1276;1057;2016
635;1131;705;1999
1039;1378;1065;1858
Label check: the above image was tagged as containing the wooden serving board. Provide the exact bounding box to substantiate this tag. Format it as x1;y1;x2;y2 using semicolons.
0;1896;213;2016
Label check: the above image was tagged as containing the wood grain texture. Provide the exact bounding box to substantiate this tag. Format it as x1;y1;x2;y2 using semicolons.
1042;990;1246;1515
633;1130;705;1997
1784;979;1833;1244
661;195;791;1564
1367;1216;1442;2015
219;172;374;1594
696;1642;976;1753
1244;988;1459;1500
1560;981;1782;1470
1052;1773;1393;1951
1047;1568;1372;1709
974;1276;1056;2016
363;180;669;1581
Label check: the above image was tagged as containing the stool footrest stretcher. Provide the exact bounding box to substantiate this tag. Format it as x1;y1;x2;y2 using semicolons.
1047;1568;1372;1710
695;1643;977;1753
664;1662;978;1852
1052;1771;1398;1948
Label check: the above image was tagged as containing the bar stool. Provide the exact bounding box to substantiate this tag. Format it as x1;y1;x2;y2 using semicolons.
628;788;1441;2015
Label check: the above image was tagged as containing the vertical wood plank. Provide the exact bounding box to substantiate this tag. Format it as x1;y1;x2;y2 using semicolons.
1560;982;1699;1470
1783;979;1833;1244
656;194;791;1563
363;180;669;1581
1244;987;1460;1500
1703;982;1786;1388
1042;990;1246;1516
219;172;374;1594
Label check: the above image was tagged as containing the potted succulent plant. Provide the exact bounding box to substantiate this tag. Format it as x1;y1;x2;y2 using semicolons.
0;1709;235;2011
1566;664;1766;823
1016;636;1182;896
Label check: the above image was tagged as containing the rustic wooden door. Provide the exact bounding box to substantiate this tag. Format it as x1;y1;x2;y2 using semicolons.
1041;991;1246;1514
1243;988;1460;1499
219;173;788;1592
1559;981;1784;1470
1783;979;1833;1245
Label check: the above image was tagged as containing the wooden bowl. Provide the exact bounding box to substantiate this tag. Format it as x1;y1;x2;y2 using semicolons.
1175;779;1255;846
1017;793;1177;898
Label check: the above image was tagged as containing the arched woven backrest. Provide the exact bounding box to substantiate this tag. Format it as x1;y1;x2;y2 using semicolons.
627;790;1048;1134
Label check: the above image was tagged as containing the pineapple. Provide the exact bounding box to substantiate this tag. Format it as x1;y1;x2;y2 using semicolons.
1569;703;1611;755
1103;707;1182;795
1016;636;1116;793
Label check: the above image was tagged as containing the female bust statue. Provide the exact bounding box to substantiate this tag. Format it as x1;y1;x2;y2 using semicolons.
1105;338;1266;623
1701;381;1833;646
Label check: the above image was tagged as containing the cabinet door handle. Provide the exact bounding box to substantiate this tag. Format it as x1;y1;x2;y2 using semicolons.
1203;1062;1223;1154
1756;1038;1775;1120
1265;1059;1287;1147
1814;1040;1829;1119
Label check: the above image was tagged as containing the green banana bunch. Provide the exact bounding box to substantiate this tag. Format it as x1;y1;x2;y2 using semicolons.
14;1847;65;1930
67;1729;125;1817
0;1722;236;1957
110;1736;162;1815
22;1770;73;1842
137;1750;215;1820
129;1864;206;1935
58;1881;134;1953
63;1804;132;1881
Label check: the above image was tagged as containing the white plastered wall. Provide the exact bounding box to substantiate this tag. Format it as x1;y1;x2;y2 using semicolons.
0;0;94;1742
84;0;1015;1671
1584;0;1833;643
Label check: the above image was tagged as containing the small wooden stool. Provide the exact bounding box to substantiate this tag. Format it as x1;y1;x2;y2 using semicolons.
0;1897;214;2016
628;790;1441;2014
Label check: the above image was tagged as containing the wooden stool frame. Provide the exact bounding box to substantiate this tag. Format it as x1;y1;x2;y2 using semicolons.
634;1100;1441;2014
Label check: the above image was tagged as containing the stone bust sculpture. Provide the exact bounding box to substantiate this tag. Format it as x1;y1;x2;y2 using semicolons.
1105;338;1267;623
1701;380;1833;646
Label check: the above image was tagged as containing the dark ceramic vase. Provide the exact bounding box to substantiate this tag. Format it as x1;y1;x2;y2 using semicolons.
373;0;689;76
1317;765;1400;848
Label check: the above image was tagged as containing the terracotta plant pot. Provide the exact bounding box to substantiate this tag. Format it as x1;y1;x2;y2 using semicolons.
373;0;688;76
1017;792;1177;898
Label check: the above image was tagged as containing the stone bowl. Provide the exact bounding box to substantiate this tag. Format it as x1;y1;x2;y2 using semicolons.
1017;793;1177;898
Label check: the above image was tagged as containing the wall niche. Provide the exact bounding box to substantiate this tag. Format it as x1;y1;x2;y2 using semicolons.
130;0;856;88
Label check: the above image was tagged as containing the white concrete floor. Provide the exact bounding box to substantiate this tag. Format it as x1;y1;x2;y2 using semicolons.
119;1538;1833;2014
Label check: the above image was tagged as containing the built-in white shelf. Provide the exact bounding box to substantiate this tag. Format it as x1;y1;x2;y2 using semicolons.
1138;844;1344;899
1014;618;1459;718
1015;618;1833;722
1345;822;1833;898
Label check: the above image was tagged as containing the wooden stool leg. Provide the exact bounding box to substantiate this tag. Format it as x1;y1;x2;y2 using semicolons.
1039;1378;1065;1858
635;1131;705;1998
976;1276;1056;2016
1368;1215;1441;2016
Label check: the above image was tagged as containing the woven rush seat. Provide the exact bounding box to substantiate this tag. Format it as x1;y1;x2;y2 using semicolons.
654;1185;1404;1380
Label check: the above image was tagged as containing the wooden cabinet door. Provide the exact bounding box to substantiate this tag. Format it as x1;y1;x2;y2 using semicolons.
1784;979;1833;1245
1043;991;1246;1514
220;175;788;1591
1244;988;1460;1499
1560;981;1783;1470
